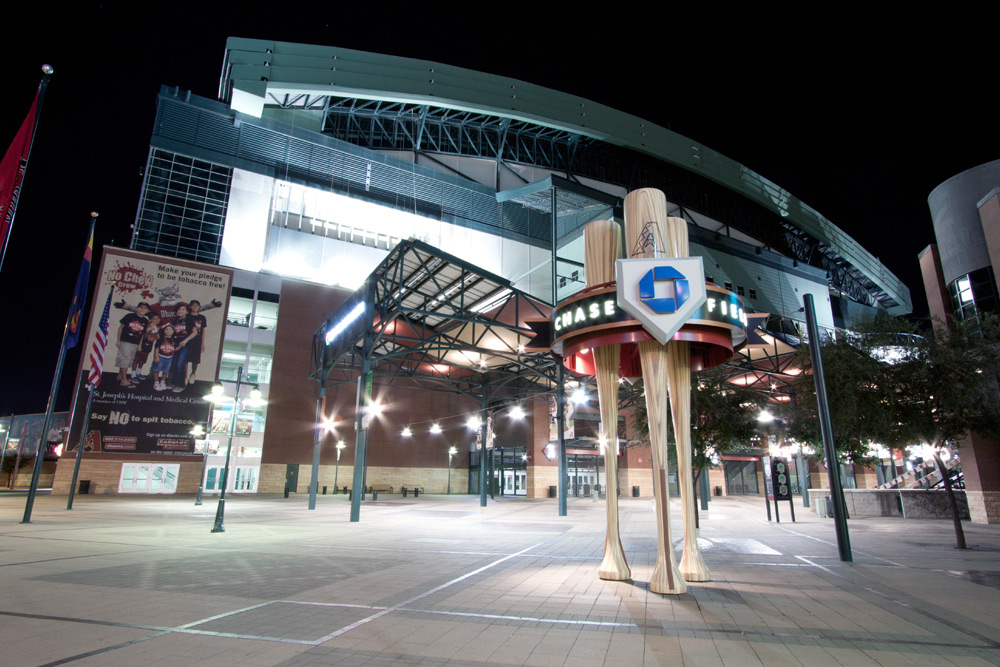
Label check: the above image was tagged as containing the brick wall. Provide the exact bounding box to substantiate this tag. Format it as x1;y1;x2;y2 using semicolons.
51;456;204;494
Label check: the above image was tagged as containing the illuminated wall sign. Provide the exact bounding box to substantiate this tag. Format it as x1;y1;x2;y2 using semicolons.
616;257;707;345
690;290;748;328
550;288;634;342
325;301;366;345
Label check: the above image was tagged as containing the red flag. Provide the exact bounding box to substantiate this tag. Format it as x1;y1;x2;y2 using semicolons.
0;91;39;255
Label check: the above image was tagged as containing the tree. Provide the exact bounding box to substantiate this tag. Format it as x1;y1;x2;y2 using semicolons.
792;313;1000;549
889;314;1000;548
788;322;896;467
631;365;767;505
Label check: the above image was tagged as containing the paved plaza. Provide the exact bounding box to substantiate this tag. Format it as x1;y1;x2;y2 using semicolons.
1;491;999;666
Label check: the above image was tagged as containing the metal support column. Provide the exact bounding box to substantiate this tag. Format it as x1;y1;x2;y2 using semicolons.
803;294;851;562
797;454;811;507
479;396;488;507
557;364;568;516
349;346;372;523
308;389;326;510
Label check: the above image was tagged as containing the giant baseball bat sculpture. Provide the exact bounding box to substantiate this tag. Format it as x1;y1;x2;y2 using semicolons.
623;190;687;594
584;220;631;581
625;188;711;585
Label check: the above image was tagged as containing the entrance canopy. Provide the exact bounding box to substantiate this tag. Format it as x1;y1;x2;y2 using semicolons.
311;239;558;402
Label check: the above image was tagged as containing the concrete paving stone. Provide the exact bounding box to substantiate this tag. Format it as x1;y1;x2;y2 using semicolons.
4;494;1000;665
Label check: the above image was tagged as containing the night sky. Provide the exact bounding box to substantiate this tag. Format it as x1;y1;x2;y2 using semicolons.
1;7;994;417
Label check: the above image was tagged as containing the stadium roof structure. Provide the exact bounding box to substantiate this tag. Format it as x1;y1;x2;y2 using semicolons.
220;38;911;316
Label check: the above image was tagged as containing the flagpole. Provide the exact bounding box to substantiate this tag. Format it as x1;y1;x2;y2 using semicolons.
66;385;94;510
68;276;114;510
0;64;53;275
22;213;96;523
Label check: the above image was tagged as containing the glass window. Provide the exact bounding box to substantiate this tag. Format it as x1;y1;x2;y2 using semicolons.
121;465;135;491
220;341;247;382
227;287;255;328
247;343;273;385
252;291;279;331
164;467;177;491
135;466;149;491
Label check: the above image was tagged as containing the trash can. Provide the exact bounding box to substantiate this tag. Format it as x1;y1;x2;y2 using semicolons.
322;486;327;495
632;485;640;497
714;486;723;497
817;496;829;518
78;480;91;494
402;487;408;497
548;485;557;498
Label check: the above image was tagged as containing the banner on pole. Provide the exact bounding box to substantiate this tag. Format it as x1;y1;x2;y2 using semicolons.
0;91;38;257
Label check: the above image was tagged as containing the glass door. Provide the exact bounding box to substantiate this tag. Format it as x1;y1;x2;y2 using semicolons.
724;460;760;495
119;464;180;494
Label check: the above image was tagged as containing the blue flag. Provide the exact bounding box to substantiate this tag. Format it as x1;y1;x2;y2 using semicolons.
64;227;93;350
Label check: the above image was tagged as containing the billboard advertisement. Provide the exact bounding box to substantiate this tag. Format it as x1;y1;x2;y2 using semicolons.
68;248;233;455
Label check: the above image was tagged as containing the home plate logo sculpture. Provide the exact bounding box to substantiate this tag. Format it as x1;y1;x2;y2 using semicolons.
616;257;706;345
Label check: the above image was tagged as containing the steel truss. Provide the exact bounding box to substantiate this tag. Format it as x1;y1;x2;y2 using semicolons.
316;96;897;312
311;239;561;405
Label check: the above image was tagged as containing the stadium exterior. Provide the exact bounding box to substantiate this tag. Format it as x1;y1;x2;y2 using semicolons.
53;38;911;500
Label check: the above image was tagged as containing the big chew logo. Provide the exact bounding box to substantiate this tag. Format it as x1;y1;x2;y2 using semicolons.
638;266;690;314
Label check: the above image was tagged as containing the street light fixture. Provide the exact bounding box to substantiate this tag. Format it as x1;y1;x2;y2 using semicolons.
208;367;265;533
192;422;211;506
335;440;345;492
448;445;458;494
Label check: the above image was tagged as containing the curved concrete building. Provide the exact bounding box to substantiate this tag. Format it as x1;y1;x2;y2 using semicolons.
921;159;1000;524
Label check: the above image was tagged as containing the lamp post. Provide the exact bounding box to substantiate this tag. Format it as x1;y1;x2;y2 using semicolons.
192;423;208;506
209;367;265;533
335;440;345;492
447;445;457;494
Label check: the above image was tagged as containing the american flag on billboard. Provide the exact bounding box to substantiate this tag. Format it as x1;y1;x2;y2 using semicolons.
88;286;114;387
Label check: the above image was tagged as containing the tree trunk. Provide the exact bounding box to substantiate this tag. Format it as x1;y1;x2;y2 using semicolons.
934;450;967;550
692;467;701;529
